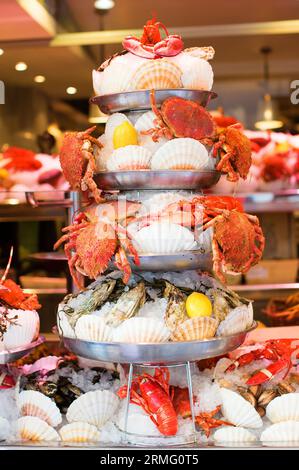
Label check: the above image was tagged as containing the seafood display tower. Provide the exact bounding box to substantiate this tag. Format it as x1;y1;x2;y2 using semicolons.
56;19;264;444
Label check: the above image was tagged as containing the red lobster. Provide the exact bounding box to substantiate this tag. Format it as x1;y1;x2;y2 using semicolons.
122;17;183;59
117;368;178;436
226;339;299;386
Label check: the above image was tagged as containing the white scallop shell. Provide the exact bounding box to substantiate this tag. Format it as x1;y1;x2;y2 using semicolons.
118;413;160;436
95;133;113;171
66;390;119;428
216;305;253;337
130;59;182;90
134;111;169;153
172;53;213;90
220;388;263;429
105;113;130;142
17;416;60;442
3;309;39;349
59;422;101;443
135;111;156;133
261;421;299;442
213;426;256;443
107;145;152;171
266;393;299;423
75;315;113;342
184;47;215;61
132;222;196;253
151;138;209;170
57;308;75;338
18;390;62;427
114;317;170;343
0;417;10;441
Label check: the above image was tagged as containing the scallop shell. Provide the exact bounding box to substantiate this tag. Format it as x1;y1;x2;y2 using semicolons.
59;422;101;443
114;317;170;343
132;222;196;254
261;421;299;442
216;305;253;337
18;390;62;427
131;59;182;90
66;390;119;428
184;46;215;61
135;111;156;133
181;56;214;91
171;317;219;342
17;416;60;442
266;393;299;423
151;138;209;170
107;145;152;171
75;315;113;342
213;426;256;443
220;388;263;429
3;309;39;350
0;417;10;441
134;111;169;152
118;413;160;436
105;113;130;142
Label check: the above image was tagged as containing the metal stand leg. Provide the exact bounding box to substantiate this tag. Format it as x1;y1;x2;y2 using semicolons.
67;191;83;293
185;361;197;439
123;363;134;443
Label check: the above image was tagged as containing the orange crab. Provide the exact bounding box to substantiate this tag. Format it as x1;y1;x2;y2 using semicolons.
202;208;265;283
54;200;142;288
59;126;103;203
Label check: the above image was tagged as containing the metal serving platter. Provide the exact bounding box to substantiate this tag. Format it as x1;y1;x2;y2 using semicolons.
90;89;217;115
94;170;221;191
63;323;256;365
0;336;45;364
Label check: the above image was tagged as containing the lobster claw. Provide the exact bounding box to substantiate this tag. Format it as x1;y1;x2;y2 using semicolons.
153;35;184;57
122;36;156;59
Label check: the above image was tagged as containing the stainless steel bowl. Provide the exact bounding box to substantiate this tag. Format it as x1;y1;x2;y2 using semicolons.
91;89;217;114
63;323;256;365
0;336;45;364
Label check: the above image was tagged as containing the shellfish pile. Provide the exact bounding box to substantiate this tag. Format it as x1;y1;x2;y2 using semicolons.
57;271;254;343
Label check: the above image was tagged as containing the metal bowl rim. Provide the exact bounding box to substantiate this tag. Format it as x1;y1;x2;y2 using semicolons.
0;336;45;356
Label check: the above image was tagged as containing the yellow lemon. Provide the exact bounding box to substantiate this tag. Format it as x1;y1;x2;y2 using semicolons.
0;168;9;179
113;121;138;149
186;292;212;318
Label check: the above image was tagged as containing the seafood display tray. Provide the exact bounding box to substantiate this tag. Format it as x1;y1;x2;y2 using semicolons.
91;89;217;114
0;336;45;364
94;170;221;190
62;323;256;365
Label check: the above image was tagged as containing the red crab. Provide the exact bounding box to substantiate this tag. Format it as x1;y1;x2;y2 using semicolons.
123;17;184;59
144;91;252;182
3;147;42;172
173;388;232;437
54;200;141;288
59;126;103;203
260;153;290;182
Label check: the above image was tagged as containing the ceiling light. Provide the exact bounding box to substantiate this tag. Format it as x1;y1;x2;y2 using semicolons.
34;75;46;83
15;62;28;71
66;86;77;95
94;0;115;10
0;48;4;56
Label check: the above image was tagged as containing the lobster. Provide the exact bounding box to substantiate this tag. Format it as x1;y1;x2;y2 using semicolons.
226;339;299;386
117;368;178;436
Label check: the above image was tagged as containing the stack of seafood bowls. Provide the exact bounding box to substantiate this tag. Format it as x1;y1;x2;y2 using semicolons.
53;18;267;446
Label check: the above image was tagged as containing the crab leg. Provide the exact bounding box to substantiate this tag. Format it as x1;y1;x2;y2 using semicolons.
114;246;132;284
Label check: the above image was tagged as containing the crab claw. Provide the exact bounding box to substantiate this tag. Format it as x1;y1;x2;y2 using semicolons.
122;36;156;59
153;35;184;57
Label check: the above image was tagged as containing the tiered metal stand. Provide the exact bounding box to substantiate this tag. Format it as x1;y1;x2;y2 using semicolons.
62;89;256;446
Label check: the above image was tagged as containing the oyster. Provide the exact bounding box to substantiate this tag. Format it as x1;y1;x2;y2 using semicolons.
104;282;146;327
57;279;116;330
163;282;187;332
208;287;251;322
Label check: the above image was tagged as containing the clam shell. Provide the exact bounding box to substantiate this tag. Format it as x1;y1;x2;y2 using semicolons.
66;390;119;428
132;222;196;254
213;426;256;443
75;315;113;342
217;305;253;337
17;416;60;442
151;138;209;170
0;417;10;441
131;59;182;90
59;422;101;443
220;388;263;429
3;309;39;349
261;421;299;442
171;317;218;342
114;317;170;343
107;145;152;171
105;113;130;142
266;393;299;423
18;390;62;427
